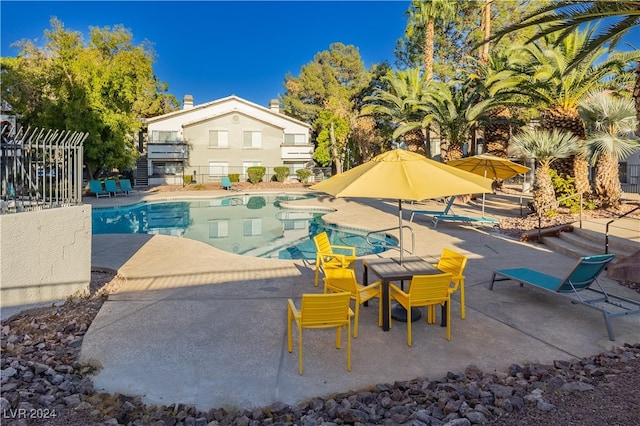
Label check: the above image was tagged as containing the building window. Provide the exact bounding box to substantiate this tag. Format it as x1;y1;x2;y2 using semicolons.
243;218;262;236
151;130;179;143
209;162;229;177
209;220;229;238
209;130;229;148
284;134;306;145
243;131;262;148
152;161;183;176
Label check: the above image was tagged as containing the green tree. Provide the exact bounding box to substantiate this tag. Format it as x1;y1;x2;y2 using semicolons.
510;128;581;213
402;0;457;80
360;68;432;156
507;28;638;194
281;43;371;172
420;79;503;161
395;0;546;81
487;0;640;136
0;18;179;178
579;92;640;207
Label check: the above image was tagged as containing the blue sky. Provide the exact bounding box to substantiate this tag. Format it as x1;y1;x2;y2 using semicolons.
2;1;639;110
1;1;410;108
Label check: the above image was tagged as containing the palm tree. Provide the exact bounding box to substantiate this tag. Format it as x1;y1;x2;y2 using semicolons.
579;92;640;207
488;0;640;136
469;50;529;157
420;79;502;162
507;28;638;194
360;68;432;156
510;128;581;213
406;0;457;80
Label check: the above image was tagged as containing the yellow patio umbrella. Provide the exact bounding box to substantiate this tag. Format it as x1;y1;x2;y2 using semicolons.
447;154;530;217
311;149;493;264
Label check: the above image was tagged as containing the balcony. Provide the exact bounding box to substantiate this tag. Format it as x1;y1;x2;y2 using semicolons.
281;144;313;160
148;142;189;160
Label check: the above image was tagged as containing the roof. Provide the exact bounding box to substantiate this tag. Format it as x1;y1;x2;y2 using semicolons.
146;95;311;129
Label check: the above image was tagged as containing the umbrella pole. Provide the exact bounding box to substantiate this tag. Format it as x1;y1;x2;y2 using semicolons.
482;170;487;217
398;199;403;265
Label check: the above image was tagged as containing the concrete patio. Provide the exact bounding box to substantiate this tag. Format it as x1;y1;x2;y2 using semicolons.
80;189;640;410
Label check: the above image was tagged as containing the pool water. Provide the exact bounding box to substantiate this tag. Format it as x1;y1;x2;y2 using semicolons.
91;194;396;260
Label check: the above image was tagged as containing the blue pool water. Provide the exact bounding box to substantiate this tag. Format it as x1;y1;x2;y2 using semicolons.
92;194;396;260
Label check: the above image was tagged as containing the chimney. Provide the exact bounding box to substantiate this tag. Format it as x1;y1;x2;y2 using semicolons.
269;99;280;114
183;94;194;110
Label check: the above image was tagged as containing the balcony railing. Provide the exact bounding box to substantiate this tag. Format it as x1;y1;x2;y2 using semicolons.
148;143;189;160
281;144;313;160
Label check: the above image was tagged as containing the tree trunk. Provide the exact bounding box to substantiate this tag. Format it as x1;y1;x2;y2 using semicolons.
330;122;343;174
404;129;427;156
425;19;435;81
484;107;511;157
479;0;491;64
540;107;590;195
533;164;556;214
594;153;622;208
635;62;640;138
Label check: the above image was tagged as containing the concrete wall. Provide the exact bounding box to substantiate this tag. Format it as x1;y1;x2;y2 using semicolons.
0;205;92;312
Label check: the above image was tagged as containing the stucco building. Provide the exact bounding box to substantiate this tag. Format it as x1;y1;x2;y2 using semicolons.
141;95;314;186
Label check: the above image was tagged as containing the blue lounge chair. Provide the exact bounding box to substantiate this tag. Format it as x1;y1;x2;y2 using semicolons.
410;197;455;222
104;179;126;197
221;176;240;191
89;180;110;198
490;254;640;341
432;215;499;229
119;179;133;196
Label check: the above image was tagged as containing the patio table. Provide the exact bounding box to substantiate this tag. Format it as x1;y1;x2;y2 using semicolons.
362;256;441;331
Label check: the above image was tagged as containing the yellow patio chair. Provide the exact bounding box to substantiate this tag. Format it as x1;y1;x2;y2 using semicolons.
433;248;468;319
313;231;357;286
389;273;453;346
324;267;382;338
287;292;354;375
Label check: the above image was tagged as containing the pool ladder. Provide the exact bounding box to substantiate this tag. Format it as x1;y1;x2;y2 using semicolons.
365;225;415;256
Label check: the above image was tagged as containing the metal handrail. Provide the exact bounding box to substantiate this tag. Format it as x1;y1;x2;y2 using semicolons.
536;193;583;243
605;206;640;254
366;225;415;255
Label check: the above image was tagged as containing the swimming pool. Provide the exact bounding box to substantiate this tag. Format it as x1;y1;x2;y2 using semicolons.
91;194;396;260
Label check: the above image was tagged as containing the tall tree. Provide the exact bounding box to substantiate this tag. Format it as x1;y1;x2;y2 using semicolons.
0;18;179;178
360;68;432;156
507;28;638;194
579;92;640;207
487;0;640;136
281;43;371;171
403;0;457;80
510;128;581;213
395;0;546;81
419;79;504;162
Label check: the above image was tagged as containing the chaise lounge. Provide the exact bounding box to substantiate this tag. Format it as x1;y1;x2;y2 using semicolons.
490;254;640;341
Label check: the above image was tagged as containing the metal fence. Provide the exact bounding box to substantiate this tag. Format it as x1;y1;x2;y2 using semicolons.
1;125;87;214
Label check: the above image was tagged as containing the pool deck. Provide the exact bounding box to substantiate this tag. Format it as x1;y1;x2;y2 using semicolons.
50;188;640;410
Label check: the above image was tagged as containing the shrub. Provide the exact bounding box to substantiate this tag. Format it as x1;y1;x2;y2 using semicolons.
228;173;240;182
273;167;290;182
183;175;193;185
296;169;312;184
247;166;266;184
550;169;596;213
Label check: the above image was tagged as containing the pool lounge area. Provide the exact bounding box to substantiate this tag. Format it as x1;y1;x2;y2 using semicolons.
81;187;640;411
